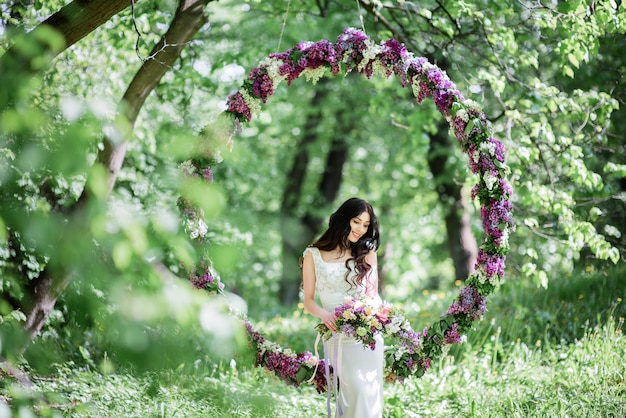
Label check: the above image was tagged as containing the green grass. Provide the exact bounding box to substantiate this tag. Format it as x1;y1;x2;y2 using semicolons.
2;267;625;417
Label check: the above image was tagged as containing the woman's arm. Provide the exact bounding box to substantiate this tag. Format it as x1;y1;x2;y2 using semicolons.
302;251;337;332
365;250;380;300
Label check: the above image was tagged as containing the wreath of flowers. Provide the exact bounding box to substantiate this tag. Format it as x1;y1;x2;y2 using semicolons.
202;27;514;392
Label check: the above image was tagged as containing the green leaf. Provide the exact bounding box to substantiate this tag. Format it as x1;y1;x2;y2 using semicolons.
464;118;476;135
557;1;576;13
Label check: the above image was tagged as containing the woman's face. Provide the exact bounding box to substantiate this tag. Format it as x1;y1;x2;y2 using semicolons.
348;211;370;243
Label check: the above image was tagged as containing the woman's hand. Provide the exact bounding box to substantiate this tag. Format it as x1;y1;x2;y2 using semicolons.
320;310;337;332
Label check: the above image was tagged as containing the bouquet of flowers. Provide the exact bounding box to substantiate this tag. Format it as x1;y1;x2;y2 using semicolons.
315;294;437;383
315;294;409;350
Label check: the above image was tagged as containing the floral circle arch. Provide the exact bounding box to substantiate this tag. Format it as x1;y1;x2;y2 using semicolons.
203;28;514;393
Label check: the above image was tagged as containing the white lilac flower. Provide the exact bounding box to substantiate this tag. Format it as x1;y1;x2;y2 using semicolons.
361;39;383;61
472;150;481;164
302;66;328;84
480;141;497;156
394;346;408;361
261;58;288;86
385;323;401;334
441;344;450;357
464;99;481;112
179;160;196;176
240;89;262;116
483;171;498;190
187;217;208;239
370;60;388;77
457;108;469;122
500;227;510;248
474;268;488;284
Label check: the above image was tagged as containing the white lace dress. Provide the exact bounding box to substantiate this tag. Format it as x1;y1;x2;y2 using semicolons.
304;247;384;418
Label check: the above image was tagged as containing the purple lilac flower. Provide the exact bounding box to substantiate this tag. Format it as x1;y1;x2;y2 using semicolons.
377;39;409;77
269;47;304;85
451;116;469;143
312;359;330;393
471;182;481;201
398;329;422;354
202;167;213;183
341;323;357;338
447;285;487;320
225;91;252;122
265;351;297;380
335;27;369;70
467;143;498;175
244;321;265;345
403;57;428;86
444;323;462;345
432;89;459;116
476;249;506;279
489;137;506;162
467;143;479;174
500;179;513;198
419;357;432;372
426;68;455;92
248;67;274;103
481;199;513;246
189;271;214;290
416;80;432;104
479;158;498;175
335;303;349;316
300;40;339;74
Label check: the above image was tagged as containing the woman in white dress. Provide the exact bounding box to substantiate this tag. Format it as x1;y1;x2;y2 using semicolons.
302;197;384;418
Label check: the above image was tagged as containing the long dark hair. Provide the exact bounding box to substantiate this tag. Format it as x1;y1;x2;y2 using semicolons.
311;197;380;288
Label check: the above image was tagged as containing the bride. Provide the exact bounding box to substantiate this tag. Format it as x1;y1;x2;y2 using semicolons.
302;197;384;418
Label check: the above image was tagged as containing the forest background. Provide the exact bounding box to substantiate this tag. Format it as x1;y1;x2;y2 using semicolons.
0;0;625;417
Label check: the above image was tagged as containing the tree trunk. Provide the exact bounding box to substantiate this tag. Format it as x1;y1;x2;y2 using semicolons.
278;82;352;305
427;124;478;283
21;0;212;347
278;84;328;305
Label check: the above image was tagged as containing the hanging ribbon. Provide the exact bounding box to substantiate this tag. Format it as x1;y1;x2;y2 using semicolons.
323;337;332;418
308;332;323;384
309;331;343;418
333;333;343;416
